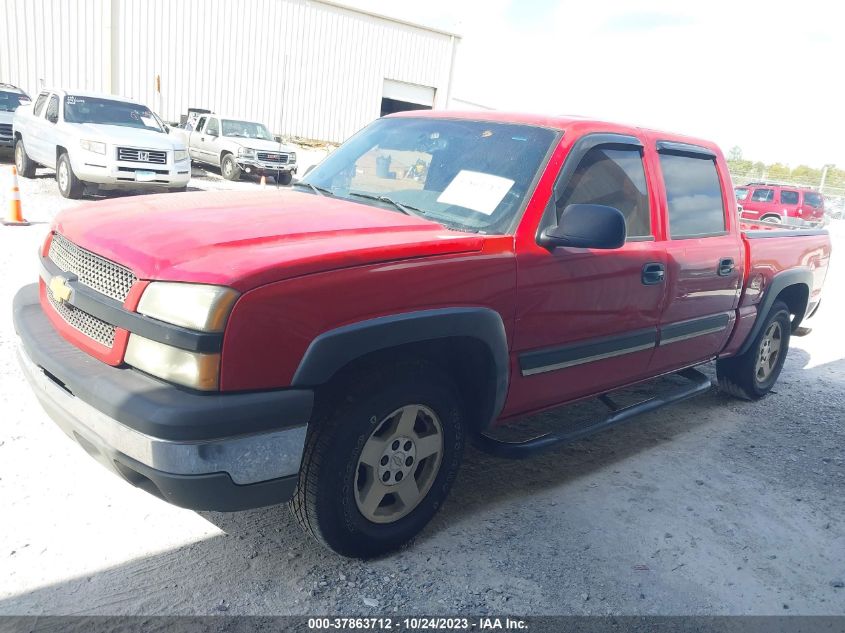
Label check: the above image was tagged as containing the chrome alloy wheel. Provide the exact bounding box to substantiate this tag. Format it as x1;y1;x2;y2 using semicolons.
354;404;444;524
15;144;24;172
756;321;783;382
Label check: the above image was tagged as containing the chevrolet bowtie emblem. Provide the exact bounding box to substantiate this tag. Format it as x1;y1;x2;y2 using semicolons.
49;275;72;304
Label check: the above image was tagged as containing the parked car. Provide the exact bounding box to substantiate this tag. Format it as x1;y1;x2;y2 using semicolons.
0;83;31;150
735;182;825;226
13;88;190;198
186;113;297;184
13;112;830;557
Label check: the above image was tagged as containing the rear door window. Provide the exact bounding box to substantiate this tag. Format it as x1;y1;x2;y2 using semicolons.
734;187;749;201
659;153;727;238
780;190;799;204
32;92;48;116
751;188;774;202
206;118;219;136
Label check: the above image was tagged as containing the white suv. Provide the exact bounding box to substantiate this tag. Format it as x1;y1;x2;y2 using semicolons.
0;83;31;150
13;89;190;198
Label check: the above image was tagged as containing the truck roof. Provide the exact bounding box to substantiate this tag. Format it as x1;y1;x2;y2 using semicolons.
42;88;146;105
388;110;722;157
0;82;27;94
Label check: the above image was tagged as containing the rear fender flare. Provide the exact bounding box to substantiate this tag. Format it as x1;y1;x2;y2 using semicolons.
738;268;812;355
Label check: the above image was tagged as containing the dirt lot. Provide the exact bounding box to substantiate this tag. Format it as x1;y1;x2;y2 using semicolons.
0;154;843;616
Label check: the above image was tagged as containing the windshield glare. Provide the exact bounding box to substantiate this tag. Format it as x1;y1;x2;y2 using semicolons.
222;119;275;141
303;117;557;233
63;96;163;132
0;91;30;112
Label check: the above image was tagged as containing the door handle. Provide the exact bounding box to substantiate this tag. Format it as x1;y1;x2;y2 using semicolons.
642;262;665;285
718;257;735;276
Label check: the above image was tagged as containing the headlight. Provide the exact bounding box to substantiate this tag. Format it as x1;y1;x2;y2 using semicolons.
289;152;296;163
125;334;220;390
174;149;189;162
137;282;239;332
238;147;256;158
80;139;106;155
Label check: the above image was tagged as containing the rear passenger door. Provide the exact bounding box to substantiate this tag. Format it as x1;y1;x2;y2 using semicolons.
648;142;742;374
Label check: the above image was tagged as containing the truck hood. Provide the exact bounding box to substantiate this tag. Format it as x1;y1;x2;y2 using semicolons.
72;123;183;150
230;138;296;153
52;190;485;291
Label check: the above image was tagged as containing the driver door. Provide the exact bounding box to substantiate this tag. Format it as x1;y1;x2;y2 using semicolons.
504;135;668;417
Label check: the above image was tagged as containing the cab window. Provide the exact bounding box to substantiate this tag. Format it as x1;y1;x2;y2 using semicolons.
44;95;59;124
195;116;207;133
556;146;651;238
660;152;726;238
734;187;749;201
206;118;219;136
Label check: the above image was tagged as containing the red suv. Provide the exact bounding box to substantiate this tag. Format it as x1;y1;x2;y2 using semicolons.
735;183;825;226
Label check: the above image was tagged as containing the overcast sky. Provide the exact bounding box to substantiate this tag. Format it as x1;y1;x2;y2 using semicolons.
348;0;845;168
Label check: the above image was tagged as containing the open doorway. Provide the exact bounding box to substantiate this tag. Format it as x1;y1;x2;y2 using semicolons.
381;79;435;116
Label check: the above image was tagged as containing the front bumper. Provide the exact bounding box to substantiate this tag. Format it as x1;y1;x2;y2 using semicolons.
74;157;191;189
236;158;297;175
13;283;313;511
0;137;13;148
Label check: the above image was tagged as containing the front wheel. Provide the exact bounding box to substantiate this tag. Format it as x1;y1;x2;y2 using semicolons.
56;153;85;199
291;362;465;557
15;139;37;178
221;154;241;181
717;300;791;400
274;171;293;186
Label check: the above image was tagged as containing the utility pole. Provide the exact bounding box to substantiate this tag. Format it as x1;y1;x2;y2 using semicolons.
819;164;830;193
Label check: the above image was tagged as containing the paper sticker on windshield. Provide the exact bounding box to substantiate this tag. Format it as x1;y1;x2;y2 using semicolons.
436;170;514;215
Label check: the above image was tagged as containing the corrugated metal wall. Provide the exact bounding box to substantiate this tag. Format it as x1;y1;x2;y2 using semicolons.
0;0;457;143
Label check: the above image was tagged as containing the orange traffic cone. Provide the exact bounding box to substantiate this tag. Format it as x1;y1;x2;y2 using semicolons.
3;166;29;226
259;175;267;188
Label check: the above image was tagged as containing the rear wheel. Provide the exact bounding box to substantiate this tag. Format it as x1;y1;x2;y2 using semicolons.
14;139;36;178
221;154;241;181
761;214;782;224
717;300;791;400
291;361;465;557
56;153;84;199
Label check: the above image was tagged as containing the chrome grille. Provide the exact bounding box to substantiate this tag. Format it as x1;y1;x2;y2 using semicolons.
257;151;289;164
117;147;167;164
48;233;137;302
0;123;12;138
46;284;116;347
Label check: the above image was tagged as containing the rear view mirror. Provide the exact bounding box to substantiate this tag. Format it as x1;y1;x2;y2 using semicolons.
540;203;626;249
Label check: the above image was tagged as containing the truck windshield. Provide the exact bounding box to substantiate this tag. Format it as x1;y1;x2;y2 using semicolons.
302;117;558;233
63;96;164;132
0;91;30;112
222;120;275;140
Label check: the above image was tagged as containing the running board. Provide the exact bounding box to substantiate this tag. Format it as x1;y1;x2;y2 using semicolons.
473;368;712;459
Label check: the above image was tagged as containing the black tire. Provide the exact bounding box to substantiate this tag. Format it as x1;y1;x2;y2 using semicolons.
275;171;293;186
291;361;466;558
169;186;188;193
717;300;791;400
220;153;241;181
14;139;36;178
56;153;85;199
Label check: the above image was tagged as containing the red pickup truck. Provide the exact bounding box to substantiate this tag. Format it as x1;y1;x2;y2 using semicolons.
13;112;831;557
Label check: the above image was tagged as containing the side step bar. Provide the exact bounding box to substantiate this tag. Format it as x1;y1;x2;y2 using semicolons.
473;368;712;459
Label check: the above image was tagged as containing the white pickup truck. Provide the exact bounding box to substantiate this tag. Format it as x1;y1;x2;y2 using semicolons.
183;113;298;185
13;89;190;198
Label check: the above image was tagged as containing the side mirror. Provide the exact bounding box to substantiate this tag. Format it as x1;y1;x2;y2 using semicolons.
540;203;626;249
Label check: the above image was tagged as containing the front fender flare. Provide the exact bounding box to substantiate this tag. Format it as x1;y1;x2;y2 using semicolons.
291;307;510;427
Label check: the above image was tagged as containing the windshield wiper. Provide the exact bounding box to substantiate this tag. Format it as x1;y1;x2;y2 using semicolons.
346;192;426;217
291;181;333;197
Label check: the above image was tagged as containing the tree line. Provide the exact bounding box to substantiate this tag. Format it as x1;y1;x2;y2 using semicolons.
727;146;844;192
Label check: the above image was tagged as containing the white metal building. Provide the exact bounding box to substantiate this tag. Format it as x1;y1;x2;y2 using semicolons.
0;0;461;143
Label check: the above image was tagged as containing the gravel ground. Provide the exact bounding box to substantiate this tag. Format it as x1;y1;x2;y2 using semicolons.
0;152;843;616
